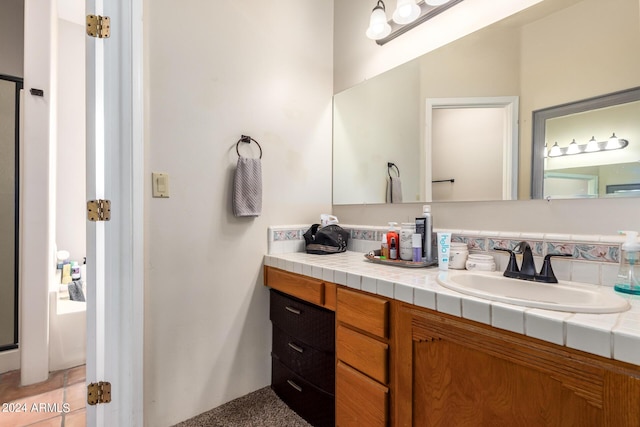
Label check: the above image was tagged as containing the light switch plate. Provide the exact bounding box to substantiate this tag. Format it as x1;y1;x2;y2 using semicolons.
152;173;169;198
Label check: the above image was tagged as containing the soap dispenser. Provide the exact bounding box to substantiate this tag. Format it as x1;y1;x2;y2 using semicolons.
614;230;640;295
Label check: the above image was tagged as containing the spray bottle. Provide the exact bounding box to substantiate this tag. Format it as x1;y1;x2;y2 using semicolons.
614;230;640;295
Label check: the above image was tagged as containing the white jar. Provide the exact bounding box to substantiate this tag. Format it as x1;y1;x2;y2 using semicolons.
449;242;469;269
399;223;416;261
465;253;496;271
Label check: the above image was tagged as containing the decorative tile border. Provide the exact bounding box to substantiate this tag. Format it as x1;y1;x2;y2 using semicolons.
268;225;624;264
273;229;304;241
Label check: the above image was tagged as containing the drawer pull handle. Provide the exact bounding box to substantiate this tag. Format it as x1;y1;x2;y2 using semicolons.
288;342;304;353
287;380;302;392
285;306;301;315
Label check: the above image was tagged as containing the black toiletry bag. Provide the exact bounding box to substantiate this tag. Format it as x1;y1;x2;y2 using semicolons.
303;224;349;255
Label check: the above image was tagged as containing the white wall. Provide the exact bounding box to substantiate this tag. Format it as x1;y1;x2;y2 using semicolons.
333;60;421;204
431;108;504;201
143;1;333;425
55;17;86;263
20;0;57;385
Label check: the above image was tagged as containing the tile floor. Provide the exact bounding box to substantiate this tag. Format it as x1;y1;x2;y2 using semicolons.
0;365;86;427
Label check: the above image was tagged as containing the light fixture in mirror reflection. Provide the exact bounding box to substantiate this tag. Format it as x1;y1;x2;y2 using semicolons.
545;134;629;158
333;0;640;205
532;88;640;200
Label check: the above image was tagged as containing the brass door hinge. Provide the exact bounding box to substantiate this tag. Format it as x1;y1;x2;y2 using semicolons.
87;199;111;221
87;381;112;405
87;15;111;38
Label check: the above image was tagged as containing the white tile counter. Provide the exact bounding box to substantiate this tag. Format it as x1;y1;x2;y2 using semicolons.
264;251;640;366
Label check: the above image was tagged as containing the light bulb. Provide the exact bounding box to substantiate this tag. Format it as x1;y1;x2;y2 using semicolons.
366;1;391;40
566;139;580;155
605;132;620;150
393;0;420;24
585;136;599;152
548;142;562;157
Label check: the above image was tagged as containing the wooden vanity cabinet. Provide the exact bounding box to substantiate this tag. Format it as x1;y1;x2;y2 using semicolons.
264;266;336;310
336;288;391;427
393;302;640;427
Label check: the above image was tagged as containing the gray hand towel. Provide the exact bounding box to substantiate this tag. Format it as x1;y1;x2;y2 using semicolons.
386;176;403;203
68;280;85;302
233;156;262;217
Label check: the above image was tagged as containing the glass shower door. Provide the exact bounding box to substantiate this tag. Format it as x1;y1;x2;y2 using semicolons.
0;75;22;351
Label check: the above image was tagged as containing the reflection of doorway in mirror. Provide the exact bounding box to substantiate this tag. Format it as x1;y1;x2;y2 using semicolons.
426;97;519;202
544;172;599;199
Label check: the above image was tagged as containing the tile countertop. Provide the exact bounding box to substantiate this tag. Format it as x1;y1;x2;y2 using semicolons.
263;251;640;367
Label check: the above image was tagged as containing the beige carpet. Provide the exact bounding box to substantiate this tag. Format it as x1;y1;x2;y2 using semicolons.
173;386;312;427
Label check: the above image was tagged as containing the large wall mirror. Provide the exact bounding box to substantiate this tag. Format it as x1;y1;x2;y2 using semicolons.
332;0;640;205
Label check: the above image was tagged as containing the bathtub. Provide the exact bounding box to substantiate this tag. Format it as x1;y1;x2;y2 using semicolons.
49;267;86;371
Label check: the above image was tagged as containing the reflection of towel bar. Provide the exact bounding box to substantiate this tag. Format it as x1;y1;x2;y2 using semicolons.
387;162;400;178
432;179;455;183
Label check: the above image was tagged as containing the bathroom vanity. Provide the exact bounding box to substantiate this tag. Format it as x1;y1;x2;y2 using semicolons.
264;252;640;427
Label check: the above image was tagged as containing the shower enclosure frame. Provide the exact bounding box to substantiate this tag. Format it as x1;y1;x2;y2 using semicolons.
0;74;22;352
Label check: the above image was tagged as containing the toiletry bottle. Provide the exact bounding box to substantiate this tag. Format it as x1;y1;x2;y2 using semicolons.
389;236;398;260
412;233;422;262
381;233;388;259
422;205;433;262
387;223;399;260
614;230;640;295
400;223;416;261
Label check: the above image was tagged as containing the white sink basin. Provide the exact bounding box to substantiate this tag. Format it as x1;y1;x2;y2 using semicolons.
436;271;630;314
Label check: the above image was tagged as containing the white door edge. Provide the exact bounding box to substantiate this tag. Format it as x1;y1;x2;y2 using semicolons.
86;0;144;425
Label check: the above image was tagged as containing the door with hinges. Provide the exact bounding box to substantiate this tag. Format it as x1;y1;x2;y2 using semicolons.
86;0;144;425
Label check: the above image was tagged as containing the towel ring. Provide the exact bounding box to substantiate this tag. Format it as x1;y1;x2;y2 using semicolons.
236;135;263;159
387;162;400;179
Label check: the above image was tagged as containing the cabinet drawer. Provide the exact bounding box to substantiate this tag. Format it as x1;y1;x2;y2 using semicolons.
337;325;388;385
336;361;388;427
265;267;325;306
272;356;335;427
272;325;335;393
270;290;335;351
337;288;389;339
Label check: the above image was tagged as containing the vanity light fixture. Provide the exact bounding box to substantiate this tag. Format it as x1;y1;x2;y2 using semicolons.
366;0;464;45
547;134;629;157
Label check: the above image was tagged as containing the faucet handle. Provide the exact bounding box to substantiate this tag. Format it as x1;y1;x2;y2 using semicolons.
494;247;519;274
538;253;573;283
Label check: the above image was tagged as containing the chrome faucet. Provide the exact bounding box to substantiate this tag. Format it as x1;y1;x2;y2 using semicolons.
495;241;572;283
